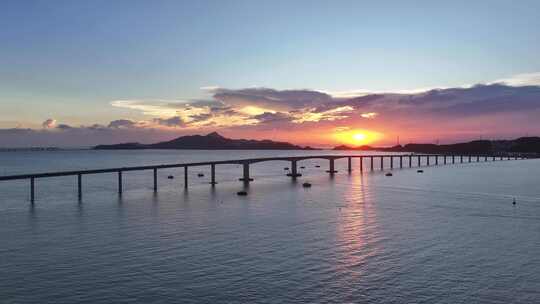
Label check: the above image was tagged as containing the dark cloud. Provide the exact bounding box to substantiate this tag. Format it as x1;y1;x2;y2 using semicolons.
253;112;293;123
188;113;212;123
152;116;183;127
108;119;137;129
212;87;333;110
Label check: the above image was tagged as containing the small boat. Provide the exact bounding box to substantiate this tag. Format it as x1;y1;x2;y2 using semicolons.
284;167;289;170
315;165;321;168
300;166;306;169
302;182;312;188
197;173;204;177
167;175;175;179
417;170;424;173
385;172;393;177
237;191;248;196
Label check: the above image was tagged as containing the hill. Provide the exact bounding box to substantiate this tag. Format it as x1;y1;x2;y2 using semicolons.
94;132;316;150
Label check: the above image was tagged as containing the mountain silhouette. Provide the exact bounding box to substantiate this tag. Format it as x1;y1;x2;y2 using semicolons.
94;132;315;150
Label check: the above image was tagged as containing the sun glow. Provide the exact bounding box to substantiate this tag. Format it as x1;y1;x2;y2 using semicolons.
333;129;382;146
352;133;366;141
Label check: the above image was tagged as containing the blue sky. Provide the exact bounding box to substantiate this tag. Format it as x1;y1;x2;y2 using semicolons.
1;0;540;146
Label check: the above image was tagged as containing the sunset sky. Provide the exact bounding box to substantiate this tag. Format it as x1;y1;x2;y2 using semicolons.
1;0;540;147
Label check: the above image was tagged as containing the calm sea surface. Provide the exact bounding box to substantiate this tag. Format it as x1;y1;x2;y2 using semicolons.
1;150;540;303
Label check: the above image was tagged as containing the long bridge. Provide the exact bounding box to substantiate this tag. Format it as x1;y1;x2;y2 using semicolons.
0;153;532;203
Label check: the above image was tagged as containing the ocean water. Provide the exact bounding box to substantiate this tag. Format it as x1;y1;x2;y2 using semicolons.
1;150;540;303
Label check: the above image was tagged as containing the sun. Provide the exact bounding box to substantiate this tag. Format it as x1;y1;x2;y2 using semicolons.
332;129;382;146
352;133;366;142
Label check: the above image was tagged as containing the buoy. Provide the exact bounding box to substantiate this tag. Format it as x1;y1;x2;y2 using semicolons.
315;165;321;168
302;182;312;188
513;198;516;205
300;166;306;169
417;170;424;173
167;175;174;179
237;191;248;196
284;167;289;170
197;173;204;177
385;172;393;177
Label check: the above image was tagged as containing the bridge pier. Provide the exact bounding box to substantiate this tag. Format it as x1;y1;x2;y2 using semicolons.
435;156;438;165
427;155;430;166
360;156;363;172
326;158;338;174
184;166;188;188
287;160;302;178
409;155;412;167
370;156;374;171
347;157;352;173
477;155;480;162
239;162;253;183
390;156;393;169
468;155;472;162
418;155;421;167
118;171;123;195
153;169;157;192
444;155;447;165
210;164;217;185
461;156;464;163
400;156;403;169
30;177;35;203
78;174;83;199
380;156;384;171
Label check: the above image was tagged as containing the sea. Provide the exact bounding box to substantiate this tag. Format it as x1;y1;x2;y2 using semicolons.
1;149;540;303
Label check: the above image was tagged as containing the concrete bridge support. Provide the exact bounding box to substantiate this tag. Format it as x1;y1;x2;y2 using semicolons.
118;171;123;195
287;160;302;178
210;164;217;185
326;158;338;174
239;162;253;183
184;167;188;188
78;174;83;199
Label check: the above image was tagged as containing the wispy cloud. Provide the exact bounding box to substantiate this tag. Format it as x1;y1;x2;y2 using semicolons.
490;72;540;87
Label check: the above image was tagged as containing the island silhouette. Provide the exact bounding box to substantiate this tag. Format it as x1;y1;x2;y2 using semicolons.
94;132;540;154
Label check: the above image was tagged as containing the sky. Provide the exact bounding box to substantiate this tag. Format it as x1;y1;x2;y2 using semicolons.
1;0;540;147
